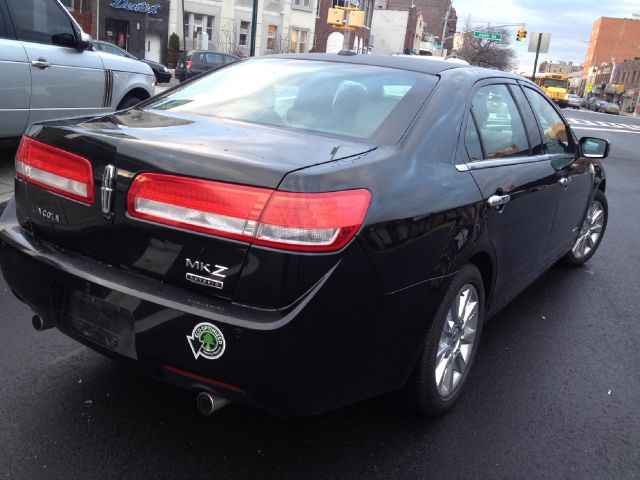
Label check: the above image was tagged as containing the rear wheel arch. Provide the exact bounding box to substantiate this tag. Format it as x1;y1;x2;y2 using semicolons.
467;251;493;309
598;178;606;193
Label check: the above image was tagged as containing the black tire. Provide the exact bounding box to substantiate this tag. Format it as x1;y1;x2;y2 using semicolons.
398;264;485;416
563;189;608;266
117;94;144;110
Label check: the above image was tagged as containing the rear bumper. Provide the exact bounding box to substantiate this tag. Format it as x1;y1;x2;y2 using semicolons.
155;71;172;83
0;199;448;416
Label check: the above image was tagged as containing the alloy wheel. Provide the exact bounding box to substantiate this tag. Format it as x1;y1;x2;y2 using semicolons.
435;283;479;398
572;200;605;259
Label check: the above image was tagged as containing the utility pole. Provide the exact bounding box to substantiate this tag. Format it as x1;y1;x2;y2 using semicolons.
181;0;186;51
531;33;542;81
440;2;452;57
249;0;259;56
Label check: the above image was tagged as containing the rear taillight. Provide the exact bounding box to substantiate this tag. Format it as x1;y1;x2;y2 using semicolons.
127;173;370;252
186;60;193;69
15;137;94;205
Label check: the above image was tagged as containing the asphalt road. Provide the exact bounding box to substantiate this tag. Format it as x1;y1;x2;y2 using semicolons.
0;109;639;479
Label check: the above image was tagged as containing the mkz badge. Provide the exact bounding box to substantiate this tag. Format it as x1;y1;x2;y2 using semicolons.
187;322;226;360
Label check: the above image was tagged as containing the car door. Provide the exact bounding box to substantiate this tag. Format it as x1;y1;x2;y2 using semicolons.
460;80;560;308
5;0;105;126
521;85;593;260
0;1;31;138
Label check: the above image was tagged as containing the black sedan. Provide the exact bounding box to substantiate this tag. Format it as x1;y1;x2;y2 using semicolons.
0;54;609;417
92;40;172;83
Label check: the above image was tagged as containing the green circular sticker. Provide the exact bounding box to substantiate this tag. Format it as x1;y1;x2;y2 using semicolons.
187;322;226;360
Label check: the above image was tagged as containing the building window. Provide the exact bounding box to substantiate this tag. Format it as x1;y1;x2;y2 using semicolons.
60;0;73;10
239;21;250;46
267;25;277;50
290;29;308;53
293;0;311;9
316;0;320;17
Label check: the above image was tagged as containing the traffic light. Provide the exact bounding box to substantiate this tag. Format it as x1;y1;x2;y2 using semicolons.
516;28;527;42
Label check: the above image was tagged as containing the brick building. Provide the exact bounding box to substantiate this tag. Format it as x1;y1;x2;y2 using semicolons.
538;60;582;76
411;0;455;52
314;0;374;53
618;57;640;114
62;0;97;37
583;15;640;77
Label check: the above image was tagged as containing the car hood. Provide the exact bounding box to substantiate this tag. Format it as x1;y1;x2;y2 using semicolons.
96;51;154;76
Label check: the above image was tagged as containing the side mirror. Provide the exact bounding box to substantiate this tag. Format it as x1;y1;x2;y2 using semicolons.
78;31;93;51
52;32;77;49
579;137;610;159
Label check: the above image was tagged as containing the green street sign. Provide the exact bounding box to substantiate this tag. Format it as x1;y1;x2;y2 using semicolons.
473;31;503;40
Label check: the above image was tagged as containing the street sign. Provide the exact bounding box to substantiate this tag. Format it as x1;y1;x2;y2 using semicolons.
528;32;550;54
585;84;593;92
473;31;503;40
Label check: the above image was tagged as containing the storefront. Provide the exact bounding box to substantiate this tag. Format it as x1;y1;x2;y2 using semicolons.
99;0;170;63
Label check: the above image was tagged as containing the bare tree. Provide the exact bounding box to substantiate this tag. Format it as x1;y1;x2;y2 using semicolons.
215;18;248;58
454;20;518;71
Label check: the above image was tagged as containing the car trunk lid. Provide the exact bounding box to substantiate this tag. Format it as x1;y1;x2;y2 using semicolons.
20;109;376;301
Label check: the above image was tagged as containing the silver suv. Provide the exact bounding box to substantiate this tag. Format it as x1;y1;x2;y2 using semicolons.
0;0;154;140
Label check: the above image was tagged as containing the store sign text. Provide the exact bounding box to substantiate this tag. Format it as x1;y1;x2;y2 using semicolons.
110;0;161;15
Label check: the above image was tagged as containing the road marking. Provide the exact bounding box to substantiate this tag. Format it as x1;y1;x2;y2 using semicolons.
567;118;640;134
570;126;640;134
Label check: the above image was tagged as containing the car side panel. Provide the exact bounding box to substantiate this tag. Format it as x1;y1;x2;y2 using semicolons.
0;37;31;138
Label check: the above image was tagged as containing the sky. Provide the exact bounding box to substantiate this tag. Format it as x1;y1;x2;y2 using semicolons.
450;0;640;73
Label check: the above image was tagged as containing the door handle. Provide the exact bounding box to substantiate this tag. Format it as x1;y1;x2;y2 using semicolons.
31;58;51;69
558;176;569;188
487;194;510;209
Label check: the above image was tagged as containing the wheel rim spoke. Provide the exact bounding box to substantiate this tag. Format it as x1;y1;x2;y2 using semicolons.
435;283;479;398
571;200;604;259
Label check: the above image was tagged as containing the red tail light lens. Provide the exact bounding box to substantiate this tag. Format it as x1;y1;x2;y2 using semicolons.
185;60;193;69
15;137;94;205
254;190;371;251
127;173;370;252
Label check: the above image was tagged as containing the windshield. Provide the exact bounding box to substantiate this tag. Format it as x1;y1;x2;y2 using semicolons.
540;78;569;89
146;58;437;144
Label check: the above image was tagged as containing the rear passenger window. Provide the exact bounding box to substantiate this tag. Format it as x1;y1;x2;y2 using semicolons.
205;53;223;65
464;115;483;161
471;84;530;160
523;87;573;154
6;0;75;45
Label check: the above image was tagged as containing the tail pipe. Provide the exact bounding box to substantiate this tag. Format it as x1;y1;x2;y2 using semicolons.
32;314;54;331
196;392;231;416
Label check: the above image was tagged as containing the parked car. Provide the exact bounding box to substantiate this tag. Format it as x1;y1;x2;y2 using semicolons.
598;102;621;115
0;54;610;418
175;50;239;82
92;40;171;84
586;98;607;111
0;0;154;142
567;94;581;109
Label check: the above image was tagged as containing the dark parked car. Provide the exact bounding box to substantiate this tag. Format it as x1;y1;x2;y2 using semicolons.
0;54;610;417
598;102;621;115
585;97;607;112
92;40;171;83
175;50;239;82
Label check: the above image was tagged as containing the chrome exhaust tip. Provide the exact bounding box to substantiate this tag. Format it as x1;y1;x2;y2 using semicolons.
196;392;230;416
32;315;53;331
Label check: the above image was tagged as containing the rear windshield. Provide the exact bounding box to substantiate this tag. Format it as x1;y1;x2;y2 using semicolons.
146;58;437;144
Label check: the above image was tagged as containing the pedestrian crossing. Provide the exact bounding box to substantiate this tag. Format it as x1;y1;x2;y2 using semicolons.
567;118;640;134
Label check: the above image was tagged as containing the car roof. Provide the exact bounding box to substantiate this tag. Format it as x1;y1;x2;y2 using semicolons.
268;53;467;75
